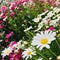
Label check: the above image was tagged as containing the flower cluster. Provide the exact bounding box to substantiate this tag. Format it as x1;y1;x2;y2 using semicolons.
0;0;60;60
1;6;60;60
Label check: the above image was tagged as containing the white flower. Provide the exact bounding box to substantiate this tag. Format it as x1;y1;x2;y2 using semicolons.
50;18;60;26
0;0;2;3
49;57;52;60
53;14;60;19
38;58;42;60
53;7;60;13
24;26;32;32
32;30;56;50
1;47;12;57
33;18;40;23
23;41;28;45
14;40;25;53
34;22;43;32
0;39;3;42
51;6;53;9
47;11;55;17
22;47;36;60
33;10;48;23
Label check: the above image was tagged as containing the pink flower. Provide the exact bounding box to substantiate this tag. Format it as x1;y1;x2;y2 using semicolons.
17;0;22;5
40;0;47;6
26;0;35;8
17;0;28;6
0;10;1;12
48;0;55;6
2;57;4;60
10;11;15;18
0;6;7;13
9;2;17;10
47;26;54;31
49;26;54;31
9;41;17;50
55;0;60;6
0;20;3;23
0;24;3;29
9;41;17;47
6;32;13;39
9;50;22;60
3;16;7;21
29;0;34;3
5;39;9;43
0;12;7;19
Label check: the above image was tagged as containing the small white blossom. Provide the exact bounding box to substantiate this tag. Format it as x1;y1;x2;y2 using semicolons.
24;26;32;32
33;18;40;23
53;7;60;13
22;47;36;60
34;22;43;32
47;11;55;17
1;47;12;57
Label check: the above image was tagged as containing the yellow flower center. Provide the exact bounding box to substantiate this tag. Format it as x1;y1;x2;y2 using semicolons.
57;34;60;37
27;51;32;55
40;38;48;44
6;50;11;54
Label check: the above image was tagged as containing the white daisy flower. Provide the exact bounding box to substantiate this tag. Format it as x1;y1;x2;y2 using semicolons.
22;47;36;60
31;30;56;50
47;11;55;17
53;7;60;13
1;47;12;57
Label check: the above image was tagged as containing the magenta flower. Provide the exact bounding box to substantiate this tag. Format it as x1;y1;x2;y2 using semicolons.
9;41;17;50
10;11;15;18
0;6;7;13
6;32;13;39
0;12;7;19
17;0;28;6
49;26;54;31
2;57;4;60
17;0;22;5
9;41;17;47
0;20;3;23
9;50;22;60
48;0;55;6
46;26;54;31
0;24;3;29
9;2;17;10
5;39;9;43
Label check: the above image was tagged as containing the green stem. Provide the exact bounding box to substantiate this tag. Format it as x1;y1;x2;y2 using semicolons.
32;57;37;60
48;49;57;57
37;51;48;60
55;40;60;49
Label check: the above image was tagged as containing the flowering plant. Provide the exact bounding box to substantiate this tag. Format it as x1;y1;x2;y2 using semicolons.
0;0;60;60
